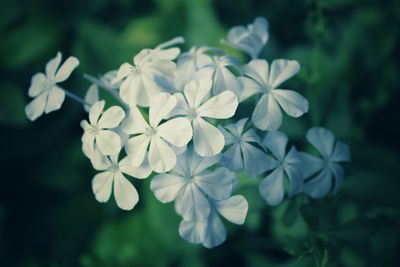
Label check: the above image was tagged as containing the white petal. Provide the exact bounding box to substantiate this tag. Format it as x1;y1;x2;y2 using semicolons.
149;93;177;128
113;172;139;210
96;130;121;155
259;168;285;206
119;75;139;107
113;63;134;83
263;131;288;160
121;106;149;134
175;182;210;221
92;171;113;203
84;84;99;112
138;74;165;107
242;142;275;177
54;56;79;83
179;219;207;244
194;167;235;200
306;127;335;158
243;59;269;85
214;195;248;224
45;52;62;79
283;147;304;197
97;106;125;129
149;136;177;173
218;126;236;146
183;79;212;109
223;117;248;139
202;210;227;249
188;150;220;175
44;86;65;114
28;73;48;97
304;167;332;198
268;59;300;88
157;117;193;147
238;76;262;101
212;65;242;98
150;174;188;203
272;89;308;117
298;152;324;178
119;156;151;179
125;134;151;167
331;141;351;162
330;163;344;194
25;91;47;121
252;93;282;131
193;117;225;157
168;93;190;117
197;91;238;119
220;144;244;172
89;100;105;126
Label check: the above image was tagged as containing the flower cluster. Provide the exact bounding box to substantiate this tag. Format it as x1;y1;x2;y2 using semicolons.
24;17;350;248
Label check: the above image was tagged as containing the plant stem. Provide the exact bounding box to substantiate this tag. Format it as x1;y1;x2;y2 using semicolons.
63;89;92;107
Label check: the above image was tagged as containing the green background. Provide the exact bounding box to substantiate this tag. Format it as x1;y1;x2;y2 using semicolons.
0;0;399;266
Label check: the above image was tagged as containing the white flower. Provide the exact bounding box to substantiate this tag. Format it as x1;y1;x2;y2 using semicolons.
221;17;269;59
194;55;243;99
84;84;99;112
91;151;151;210
219;118;275;177
145;36;185;61
150;147;236;222
259;131;303;206
179;195;248;248
123;93;192;173
112;49;176;107
84;70;121;91
81;100;125;156
299;127;351;198
241;59;309;131
25;52;79;121
170;79;238;156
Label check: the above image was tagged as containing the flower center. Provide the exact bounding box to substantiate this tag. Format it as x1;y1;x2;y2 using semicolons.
87;125;99;135
109;163;119;173
146;126;157;137
188;108;198;120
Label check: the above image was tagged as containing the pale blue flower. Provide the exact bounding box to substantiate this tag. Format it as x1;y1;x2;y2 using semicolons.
221;17;269;59
300;127;351;198
259;131;303;205
219;118;276;177
150;147;236;222
240;59;309;131
179;195;248;248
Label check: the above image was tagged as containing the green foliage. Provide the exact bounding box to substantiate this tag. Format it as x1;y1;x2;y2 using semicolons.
1;0;399;266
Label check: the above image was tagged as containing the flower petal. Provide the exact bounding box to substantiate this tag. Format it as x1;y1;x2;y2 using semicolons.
243;59;269;86
125;134;151;167
213;195;248;225
149;136;177;173
197;91;238;119
252;93;282;131
149;93;177;128
179;219;207;244
268;59;300;88
46;52;62;79
89;100;105;125
150;173;188;203
330;163;344;194
25;91;47;121
220;144;244;172
331;141;351;162
272;89;308;117
298;152;324;178
284;147;304;197
45;86;65;113
113;172;139;210
113;63;134;83
193;117;225;157
97;106;125;129
306;127;335;158
304;167;332;198
92;171;113;203
263;131;288;160
175;182;210;221
259;168;285;206
202;210;226;249
188;149;220;175
119;156;151;179
54;56;79;83
28;73;48;97
223;118;248;139
242;142;275;177
183;79;212;109
84;84;99;112
194;167;235;200
96;130;121;155
121;106;149;134
157;117;193;147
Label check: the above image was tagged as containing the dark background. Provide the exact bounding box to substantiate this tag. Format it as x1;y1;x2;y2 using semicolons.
0;0;399;266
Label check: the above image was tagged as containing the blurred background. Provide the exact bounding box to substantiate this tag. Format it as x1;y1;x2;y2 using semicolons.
0;0;399;266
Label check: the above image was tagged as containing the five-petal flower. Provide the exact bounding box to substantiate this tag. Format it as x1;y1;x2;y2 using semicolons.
25;52;79;121
241;59;309;131
299;127;351;198
171;79;238;156
259;131;304;205
81;100;125;156
123;93;193;173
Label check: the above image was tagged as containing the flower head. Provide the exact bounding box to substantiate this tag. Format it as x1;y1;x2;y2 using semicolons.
123;93;193;173
25;52;79;121
300;127;351;198
259;131;303;205
81;100;125;156
241;59;309;131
